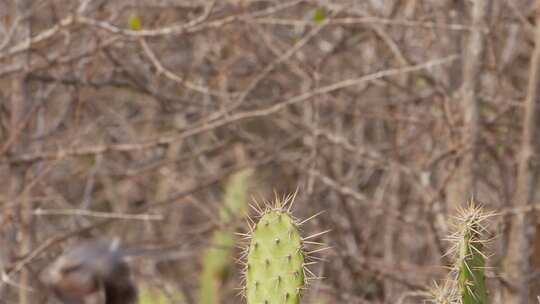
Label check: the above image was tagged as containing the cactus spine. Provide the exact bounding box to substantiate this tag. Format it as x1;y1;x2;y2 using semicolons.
242;194;325;304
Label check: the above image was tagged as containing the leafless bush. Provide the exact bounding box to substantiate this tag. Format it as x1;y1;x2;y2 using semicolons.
0;1;538;303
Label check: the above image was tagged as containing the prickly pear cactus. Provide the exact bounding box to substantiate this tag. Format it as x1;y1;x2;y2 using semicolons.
455;205;488;304
429;201;491;304
241;194;326;304
246;209;304;304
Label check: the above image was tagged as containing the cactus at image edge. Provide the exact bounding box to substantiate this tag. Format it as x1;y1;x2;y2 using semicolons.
244;196;307;304
455;203;488;304
431;201;491;304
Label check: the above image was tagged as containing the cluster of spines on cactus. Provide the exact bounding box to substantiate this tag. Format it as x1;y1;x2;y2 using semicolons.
429;201;492;304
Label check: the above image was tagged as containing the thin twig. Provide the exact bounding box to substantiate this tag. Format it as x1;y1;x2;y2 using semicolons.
33;208;163;221
139;38;228;97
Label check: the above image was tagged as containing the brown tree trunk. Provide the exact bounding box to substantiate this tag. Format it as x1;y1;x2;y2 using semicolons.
447;0;486;208
8;1;32;304
504;2;540;303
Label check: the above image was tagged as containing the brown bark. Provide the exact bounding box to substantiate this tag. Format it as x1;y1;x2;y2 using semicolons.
504;2;540;303
447;0;486;208
9;1;32;304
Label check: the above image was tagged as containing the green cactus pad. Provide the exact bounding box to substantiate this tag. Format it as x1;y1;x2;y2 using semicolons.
457;208;488;304
430;202;491;304
199;169;253;304
246;210;305;304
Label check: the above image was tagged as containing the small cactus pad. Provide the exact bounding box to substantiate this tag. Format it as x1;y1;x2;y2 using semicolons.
429;201;491;304
246;209;305;304
456;205;488;304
